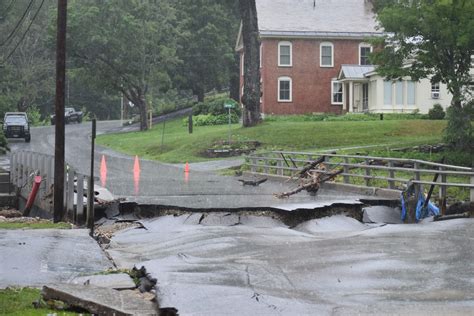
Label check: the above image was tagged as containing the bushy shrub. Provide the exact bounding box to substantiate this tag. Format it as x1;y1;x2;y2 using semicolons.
152;89;196;115
428;103;446;120
0;132;7;154
27;106;49;126
193;95;241;117
184;113;240;126
444;104;473;151
264;112;427;122
463;99;474;120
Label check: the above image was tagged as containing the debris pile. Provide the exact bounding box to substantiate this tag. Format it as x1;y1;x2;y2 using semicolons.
94;221;142;245
275;156;343;199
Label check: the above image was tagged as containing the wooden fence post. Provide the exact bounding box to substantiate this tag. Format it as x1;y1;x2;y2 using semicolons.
277;160;283;176
250;157;257;173
10;153;16;187
76;174;84;224
66;167;75;220
439;166;447;201
49;157;54;188
470;169;474;202
26;152;32;187
263;156;269;174
365;158;371;187
343;157;349;184
414;162;421;198
388;160;395;189
86;176;94;228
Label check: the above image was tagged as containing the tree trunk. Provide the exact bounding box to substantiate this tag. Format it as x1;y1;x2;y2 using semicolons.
229;53;241;102
195;88;205;103
239;0;261;127
138;93;148;131
17;97;29;112
122;88;149;131
445;85;472;151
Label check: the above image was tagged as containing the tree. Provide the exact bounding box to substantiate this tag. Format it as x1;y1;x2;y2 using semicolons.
172;0;239;102
238;0;261;127
0;0;55;117
371;0;473;150
67;0;179;130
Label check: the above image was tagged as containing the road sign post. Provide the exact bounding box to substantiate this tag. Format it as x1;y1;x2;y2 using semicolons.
224;102;235;144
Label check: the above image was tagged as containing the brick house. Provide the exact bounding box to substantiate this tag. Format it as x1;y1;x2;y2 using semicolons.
236;0;456;115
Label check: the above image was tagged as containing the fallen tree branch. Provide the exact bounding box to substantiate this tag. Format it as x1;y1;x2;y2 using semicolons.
275;166;343;199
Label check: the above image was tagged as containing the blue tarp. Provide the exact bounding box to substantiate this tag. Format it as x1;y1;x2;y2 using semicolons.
401;188;439;222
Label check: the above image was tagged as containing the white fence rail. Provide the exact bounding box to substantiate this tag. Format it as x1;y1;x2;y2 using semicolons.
247;151;474;202
10;150;93;223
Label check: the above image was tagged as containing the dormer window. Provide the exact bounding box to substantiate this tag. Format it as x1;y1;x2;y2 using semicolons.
278;41;292;67
320;42;333;67
359;43;372;65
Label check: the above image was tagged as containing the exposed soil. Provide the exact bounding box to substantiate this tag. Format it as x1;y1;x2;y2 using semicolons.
203;140;261;158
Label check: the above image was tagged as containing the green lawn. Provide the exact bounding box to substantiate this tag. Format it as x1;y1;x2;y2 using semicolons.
0;288;80;315
0;222;71;230
97;119;446;163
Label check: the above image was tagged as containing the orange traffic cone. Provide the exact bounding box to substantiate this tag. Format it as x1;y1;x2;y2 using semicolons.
184;161;190;173
134;155;140;174
133;155;140;195
100;155;107;187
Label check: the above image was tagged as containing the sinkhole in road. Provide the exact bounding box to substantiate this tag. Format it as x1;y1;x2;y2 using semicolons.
108;198;399;228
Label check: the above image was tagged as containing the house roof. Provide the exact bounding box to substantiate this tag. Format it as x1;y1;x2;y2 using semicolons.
256;0;383;38
338;65;375;80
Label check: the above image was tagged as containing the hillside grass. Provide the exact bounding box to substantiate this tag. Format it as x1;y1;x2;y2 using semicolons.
0;287;80;315
97;119;446;163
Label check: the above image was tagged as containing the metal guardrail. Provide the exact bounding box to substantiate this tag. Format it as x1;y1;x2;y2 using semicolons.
9;150;92;223
247;151;474;202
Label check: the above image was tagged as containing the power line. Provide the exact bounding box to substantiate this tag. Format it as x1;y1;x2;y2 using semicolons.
0;0;35;47
1;0;45;64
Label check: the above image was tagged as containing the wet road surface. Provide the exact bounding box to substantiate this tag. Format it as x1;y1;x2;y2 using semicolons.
107;215;474;315
0;229;112;287
6;122;369;210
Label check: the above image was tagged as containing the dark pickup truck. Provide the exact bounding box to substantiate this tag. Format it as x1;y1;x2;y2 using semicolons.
51;107;83;125
2;112;31;142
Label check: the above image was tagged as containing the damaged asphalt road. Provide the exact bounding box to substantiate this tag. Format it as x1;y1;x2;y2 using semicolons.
1;209;473;315
105;214;474;315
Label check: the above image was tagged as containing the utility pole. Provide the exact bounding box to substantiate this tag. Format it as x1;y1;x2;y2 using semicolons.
53;0;67;223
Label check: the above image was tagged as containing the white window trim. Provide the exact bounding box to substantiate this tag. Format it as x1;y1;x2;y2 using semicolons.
383;80;393;105
395;80;404;105
278;41;292;67
431;82;440;99
320;42;334;68
331;80;343;105
278;76;292;102
359;43;373;65
407;80;416;105
259;44;262;68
